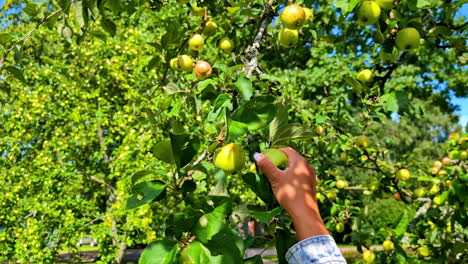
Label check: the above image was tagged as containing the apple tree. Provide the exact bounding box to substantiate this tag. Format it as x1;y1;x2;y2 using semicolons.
0;0;466;263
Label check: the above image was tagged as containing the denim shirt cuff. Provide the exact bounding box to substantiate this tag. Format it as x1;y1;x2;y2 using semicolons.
286;235;347;264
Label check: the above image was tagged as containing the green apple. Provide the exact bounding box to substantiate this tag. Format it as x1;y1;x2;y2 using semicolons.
278;28;299;48
316;126;325;135
213;143;246;173
369;181;380;192
326;191;337;200
281;4;306;30
449;150;460;160
356;69;375;83
176;0;189;4
428;184;439;195
336;180;347;189
340;152;348;162
396;168;410;180
263;149;288;169
203;21;218;35
194;60;212;79
188;34;204;51
177;55;194;72
362;249;376;263
433;196;442;205
219;37;234;53
316;192;323;200
433;160;442;169
414;187;426;198
375;0;394;10
355;135;370;148
460;150;468;160
191;5;205;16
418;246;430;257
395;28;420;51
170;57;179;71
383;240;394;251
303;7;313;24
357;1;381;26
443;180;451;188
335;222;345;233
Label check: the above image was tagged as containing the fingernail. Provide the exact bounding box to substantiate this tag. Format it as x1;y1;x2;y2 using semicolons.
253;152;262;161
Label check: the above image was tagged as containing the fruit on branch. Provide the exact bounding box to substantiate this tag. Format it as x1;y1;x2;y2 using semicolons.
375;0;394;10
219;37;234;53
263;149;288;169
303;7;313;24
431;166;439;175
177;55;194;71
441;156;451;165
203;21;218;35
433;160;442;169
326;191;337;200
281;4;306;30
443;180;451;188
362;249;376;263
393;192;401;201
433;196;443;205
194;60;212;79
335;222;345;233
395;28;420;51
369;182;380;192
316;126;325;135
396;168;410;180
414;187;426;198
449;150;460;160
356;69;375;84
418;246;430;257
355;135;370;148
336;180;347;189
191;5;205;16
176;0;189;4
188;34;204;51
428;184;439;195
437;169;447;177
357;1;381;26
383;240;395;251
460;150;468;160
170;58;179;71
340;152;348;162
278;28;299;48
213;143;246;173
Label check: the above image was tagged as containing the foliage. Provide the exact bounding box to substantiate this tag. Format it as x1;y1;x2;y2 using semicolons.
0;0;467;263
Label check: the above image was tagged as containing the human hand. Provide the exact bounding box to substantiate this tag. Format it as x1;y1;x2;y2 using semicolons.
254;147;329;240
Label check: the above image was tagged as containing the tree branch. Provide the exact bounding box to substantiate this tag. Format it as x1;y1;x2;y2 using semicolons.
244;0;275;78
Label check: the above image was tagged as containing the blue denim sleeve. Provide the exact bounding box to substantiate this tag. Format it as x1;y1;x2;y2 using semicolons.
286;235;347;264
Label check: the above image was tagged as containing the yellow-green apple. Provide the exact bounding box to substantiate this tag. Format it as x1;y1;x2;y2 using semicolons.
213;143;246;173
203;21;218;35
177;55;194;71
170;58;179;71
336;180;347;189
396;168;410;180
278;28;299;48
303;7;313;24
357;1;381;26
188;34;204;51
418;247;430;257
316;126;325;134
395;28;420;51
363;250;376;263
376;0;394;10
219;37;234;53
335;222;345;233
355;135;370;148
281;4;306;29
263;148;289;169
191;5;204;16
356;69;375;83
383;240;394;251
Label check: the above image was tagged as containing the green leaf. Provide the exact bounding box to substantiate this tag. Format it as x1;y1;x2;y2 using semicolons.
101;18;117;36
381;91;411;114
192;201;231;243
269;104;288;143
417;0;434;8
163;82;185;94
0;33;14;47
344;76;362;94
250;206;282;224
131;170;154;184
207;94;231;122
58;20;73;43
126;181;166;209
244;255;263;264
241;172;275;204
139;239;179;264
169;133;200;169
153;140;174;164
181;241;219;264
271;123;314;146
393;211;409;237
228;120;249;140
23;3;40;17
232;95;277;131
89;30;107;41
5;66;26;83
276;229;297;264
203;227;244;264
235;75;253;102
333;0;359;14
75;0;89;28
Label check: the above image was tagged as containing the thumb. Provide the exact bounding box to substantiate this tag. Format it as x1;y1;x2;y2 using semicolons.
254;152;281;182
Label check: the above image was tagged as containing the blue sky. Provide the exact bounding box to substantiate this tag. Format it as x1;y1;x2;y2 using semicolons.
0;1;466;126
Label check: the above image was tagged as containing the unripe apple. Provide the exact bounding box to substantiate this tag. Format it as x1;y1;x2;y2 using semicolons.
356;69;375;83
428;184;439;195
176;0;189;4
303;7;313;24
460;150;468;160
335;222;345;233
281;4;306;30
203;21;218;35
375;0;394;10
263;149;288;169
177;55;194;72
340;152;348;162
316;126;325;135
369;182;380;192
437;169;447;177
355;135;370;148
414;187;426;198
433;160;442;169
449;150;460;160
383;240;394;251
249;163;256;174
336;180;347;189
428;220;436;230
441;156;451;165
443;180;451;188
316;192;323;200
278;28;299;48
357;1;381;26
188;34;204;51
418;246;430;257
362;250;376;263
194;60;212;79
170;58;179;71
213;143;246;173
395;28;420;51
191;5;205;16
396;168;410;181
326;191;337;200
433;196;442;205
219;37;234;53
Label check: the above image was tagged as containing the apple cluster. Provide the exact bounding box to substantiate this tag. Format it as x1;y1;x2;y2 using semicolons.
277;4;313;48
